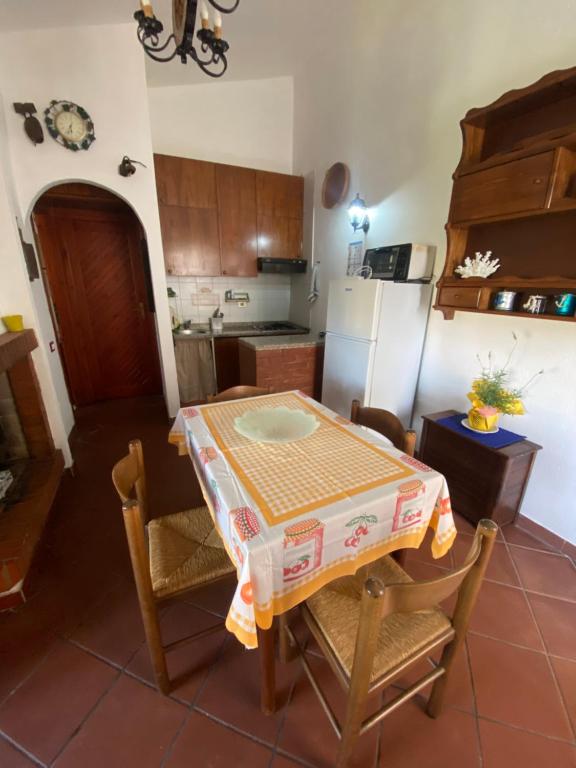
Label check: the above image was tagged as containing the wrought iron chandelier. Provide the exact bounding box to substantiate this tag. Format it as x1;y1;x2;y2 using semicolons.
134;0;240;77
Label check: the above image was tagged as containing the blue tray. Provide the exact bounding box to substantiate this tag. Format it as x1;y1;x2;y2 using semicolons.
437;413;526;449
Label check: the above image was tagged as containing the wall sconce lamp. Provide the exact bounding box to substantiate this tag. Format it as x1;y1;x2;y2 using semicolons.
347;193;370;234
118;156;147;177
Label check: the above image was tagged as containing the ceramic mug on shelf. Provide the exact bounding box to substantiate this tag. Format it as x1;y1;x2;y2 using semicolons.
522;294;548;315
553;293;576;316
492;290;516;311
1;314;24;332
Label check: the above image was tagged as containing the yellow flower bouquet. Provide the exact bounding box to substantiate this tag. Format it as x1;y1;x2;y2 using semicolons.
467;334;542;432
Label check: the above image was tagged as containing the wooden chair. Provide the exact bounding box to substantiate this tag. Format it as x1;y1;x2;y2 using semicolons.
350;399;416;456
285;519;498;768
207;385;272;403
112;439;236;694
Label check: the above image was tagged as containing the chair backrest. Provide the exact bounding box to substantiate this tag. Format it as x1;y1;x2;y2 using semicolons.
112;440;153;599
350;399;416;456
112;438;148;521
356;519;498;667
207;385;273;403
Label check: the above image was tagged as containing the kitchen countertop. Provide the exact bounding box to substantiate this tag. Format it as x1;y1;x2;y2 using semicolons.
173;322;309;341
238;334;324;350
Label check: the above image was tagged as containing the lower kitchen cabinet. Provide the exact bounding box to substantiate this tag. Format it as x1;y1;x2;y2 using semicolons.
238;339;324;398
214;337;241;392
174;338;216;402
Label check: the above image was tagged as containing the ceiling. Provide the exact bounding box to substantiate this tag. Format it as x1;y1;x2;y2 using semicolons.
0;0;309;87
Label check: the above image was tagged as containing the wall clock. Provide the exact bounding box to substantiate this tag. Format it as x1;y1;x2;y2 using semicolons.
44;100;95;151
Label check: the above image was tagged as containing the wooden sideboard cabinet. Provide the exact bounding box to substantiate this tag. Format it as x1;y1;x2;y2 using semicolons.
419;411;542;526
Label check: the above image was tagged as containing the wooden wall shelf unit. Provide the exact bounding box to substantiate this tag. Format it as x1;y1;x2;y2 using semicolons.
435;66;576;322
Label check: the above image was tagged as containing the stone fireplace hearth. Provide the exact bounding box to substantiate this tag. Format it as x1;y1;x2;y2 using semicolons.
0;329;64;609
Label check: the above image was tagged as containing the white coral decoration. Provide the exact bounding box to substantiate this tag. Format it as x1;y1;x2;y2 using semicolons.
455;251;500;279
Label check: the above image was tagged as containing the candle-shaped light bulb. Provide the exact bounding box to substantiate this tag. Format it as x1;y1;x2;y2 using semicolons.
214;10;223;38
140;0;154;19
200;1;209;28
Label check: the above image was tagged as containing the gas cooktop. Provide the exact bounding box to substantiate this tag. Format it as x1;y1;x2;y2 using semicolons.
252;322;299;331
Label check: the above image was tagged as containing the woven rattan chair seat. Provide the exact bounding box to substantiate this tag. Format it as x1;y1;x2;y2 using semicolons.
148;506;235;598
306;556;452;683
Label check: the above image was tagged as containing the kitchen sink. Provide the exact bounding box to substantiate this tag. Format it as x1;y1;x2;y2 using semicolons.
173;328;209;336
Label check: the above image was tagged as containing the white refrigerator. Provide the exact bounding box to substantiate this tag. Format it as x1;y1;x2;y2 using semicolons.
322;278;433;425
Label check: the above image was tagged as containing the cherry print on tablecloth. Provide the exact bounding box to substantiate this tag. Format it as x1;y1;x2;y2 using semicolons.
344;513;378;548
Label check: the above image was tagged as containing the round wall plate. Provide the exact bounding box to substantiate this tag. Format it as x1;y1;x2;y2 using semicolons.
321;162;350;209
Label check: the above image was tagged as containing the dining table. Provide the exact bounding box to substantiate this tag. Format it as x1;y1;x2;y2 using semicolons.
169;390;457;714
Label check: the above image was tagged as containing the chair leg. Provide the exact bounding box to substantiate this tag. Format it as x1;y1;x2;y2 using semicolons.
140;599;170;695
122;501;170;695
392;549;408;568
426;639;460;718
336;689;368;768
278;613;297;663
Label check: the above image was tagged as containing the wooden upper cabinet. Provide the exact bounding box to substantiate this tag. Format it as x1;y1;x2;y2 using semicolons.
256;171;304;219
158;205;220;276
257;215;303;260
216;164;258;276
154;154;217;208
154;154;304;274
450;152;555;224
256;170;304;260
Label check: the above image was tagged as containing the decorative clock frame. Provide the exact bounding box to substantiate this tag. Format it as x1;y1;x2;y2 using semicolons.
44;100;96;152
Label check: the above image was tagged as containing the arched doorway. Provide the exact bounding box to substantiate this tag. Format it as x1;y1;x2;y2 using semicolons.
32;183;162;406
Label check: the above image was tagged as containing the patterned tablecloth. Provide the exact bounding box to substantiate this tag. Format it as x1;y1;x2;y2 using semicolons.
169;391;457;648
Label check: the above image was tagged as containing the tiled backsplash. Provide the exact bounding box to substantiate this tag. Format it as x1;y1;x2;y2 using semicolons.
166;274;292;324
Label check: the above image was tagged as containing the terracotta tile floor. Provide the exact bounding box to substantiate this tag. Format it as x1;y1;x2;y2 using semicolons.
0;396;575;767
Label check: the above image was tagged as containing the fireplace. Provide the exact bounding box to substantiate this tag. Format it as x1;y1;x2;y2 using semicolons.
0;372;29;508
0;329;64;609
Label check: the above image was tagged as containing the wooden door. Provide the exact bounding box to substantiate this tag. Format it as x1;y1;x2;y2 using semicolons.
34;207;162;406
216;164;258;276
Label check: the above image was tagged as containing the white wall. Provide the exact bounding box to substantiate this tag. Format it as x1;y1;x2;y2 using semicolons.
291;0;576;543
0;97;74;463
0;23;180;437
148;77;293;173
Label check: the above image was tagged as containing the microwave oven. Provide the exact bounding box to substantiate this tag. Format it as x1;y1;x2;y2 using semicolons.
363;244;434;281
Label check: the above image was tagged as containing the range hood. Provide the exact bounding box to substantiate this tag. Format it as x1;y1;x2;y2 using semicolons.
257;258;307;274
